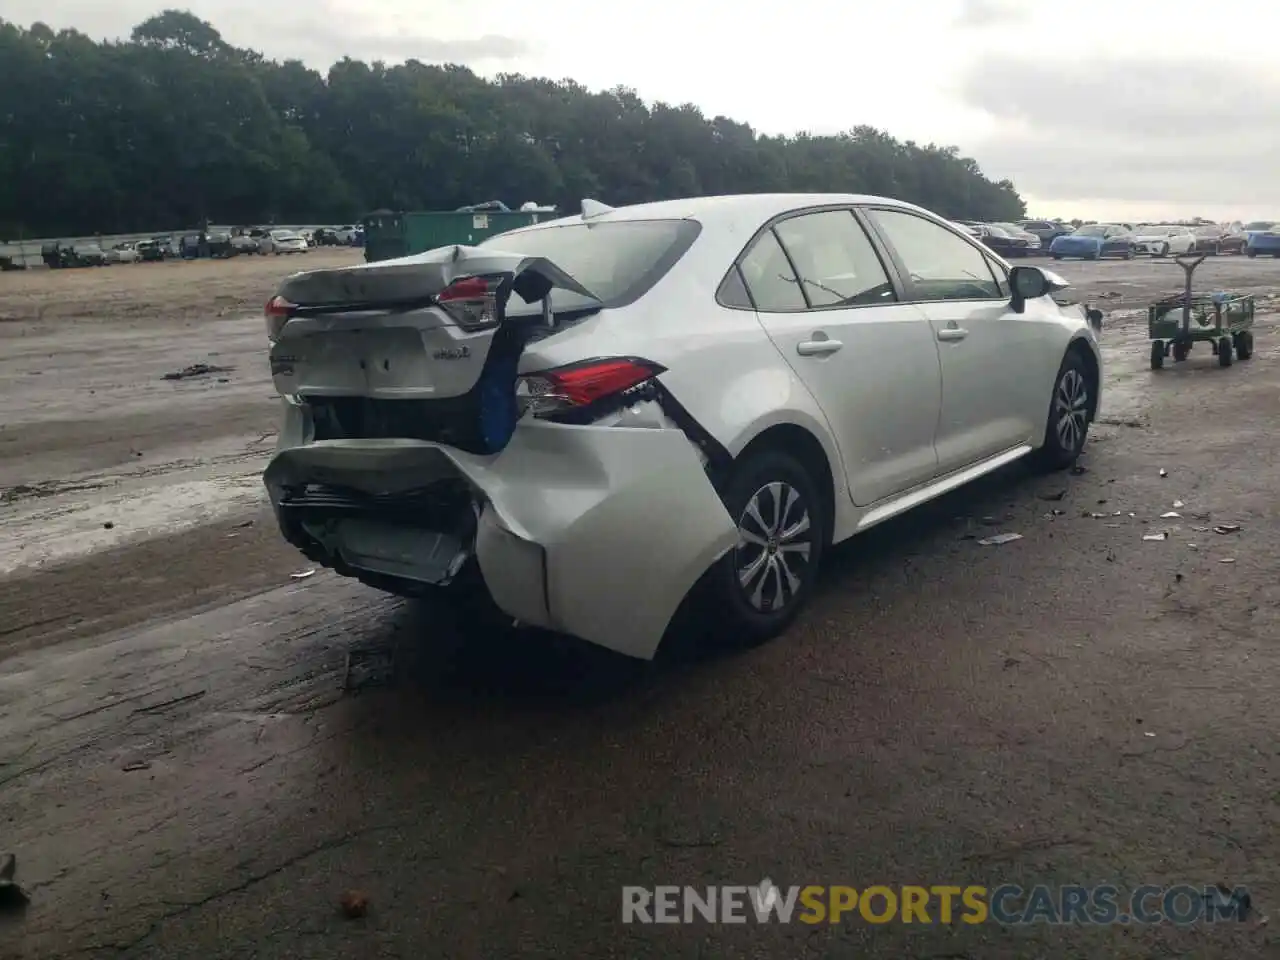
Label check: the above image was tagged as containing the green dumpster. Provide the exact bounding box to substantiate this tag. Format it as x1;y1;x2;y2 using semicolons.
362;208;555;263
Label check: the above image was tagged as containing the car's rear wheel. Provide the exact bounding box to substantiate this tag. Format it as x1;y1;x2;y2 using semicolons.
705;449;825;649
1035;350;1094;470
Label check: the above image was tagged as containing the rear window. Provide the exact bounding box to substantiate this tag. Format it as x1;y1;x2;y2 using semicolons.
480;219;701;310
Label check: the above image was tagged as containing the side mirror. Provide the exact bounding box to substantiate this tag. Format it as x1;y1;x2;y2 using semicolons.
1008;265;1051;314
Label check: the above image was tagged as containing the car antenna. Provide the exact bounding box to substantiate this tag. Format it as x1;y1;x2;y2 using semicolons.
581;199;614;220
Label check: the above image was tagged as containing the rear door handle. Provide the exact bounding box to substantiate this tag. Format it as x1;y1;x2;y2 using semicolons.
797;339;843;356
937;328;968;342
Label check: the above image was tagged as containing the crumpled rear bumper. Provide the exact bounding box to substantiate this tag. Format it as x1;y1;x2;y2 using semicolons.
263;413;738;660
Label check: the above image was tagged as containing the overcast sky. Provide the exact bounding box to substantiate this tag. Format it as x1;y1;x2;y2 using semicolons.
5;0;1274;220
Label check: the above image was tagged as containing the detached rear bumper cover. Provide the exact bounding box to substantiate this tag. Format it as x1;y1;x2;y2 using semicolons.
264;420;738;660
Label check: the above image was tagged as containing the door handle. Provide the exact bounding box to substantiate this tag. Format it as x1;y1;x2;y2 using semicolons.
937;327;968;342
797;339;843;356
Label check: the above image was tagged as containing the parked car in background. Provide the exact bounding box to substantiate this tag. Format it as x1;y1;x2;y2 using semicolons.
1188;224;1231;255
970;223;1038;258
207;231;234;258
262;229;308;255
178;233;204;259
1018;220;1074;247
152;236;180;258
1049;224;1135;260
989;222;1043;255
106;241;141;264
135;240;164;262
261;193;1103;661
1132;225;1195;257
1219;224;1253;255
69;243;108;266
229;234;260;256
300;229;316;247
1246;224;1280;258
312;227;342;246
331;225;358;245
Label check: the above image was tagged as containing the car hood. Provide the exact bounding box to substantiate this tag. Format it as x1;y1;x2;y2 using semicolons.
1055;234;1104;243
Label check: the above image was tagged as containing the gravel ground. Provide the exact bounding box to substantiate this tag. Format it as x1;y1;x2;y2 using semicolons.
2;252;1280;959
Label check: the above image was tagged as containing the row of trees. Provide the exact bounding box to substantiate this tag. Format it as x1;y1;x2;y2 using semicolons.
0;10;1027;238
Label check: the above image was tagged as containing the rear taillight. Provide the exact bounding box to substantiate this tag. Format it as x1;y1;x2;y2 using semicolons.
516;357;667;419
265;294;295;343
437;275;503;330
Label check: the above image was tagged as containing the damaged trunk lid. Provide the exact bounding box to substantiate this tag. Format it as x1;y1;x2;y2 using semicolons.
268;244;599;454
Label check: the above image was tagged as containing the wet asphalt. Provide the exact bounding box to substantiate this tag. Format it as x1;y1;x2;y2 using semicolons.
3;255;1280;958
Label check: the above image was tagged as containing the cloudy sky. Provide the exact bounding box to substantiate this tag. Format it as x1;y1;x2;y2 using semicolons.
5;0;1274;220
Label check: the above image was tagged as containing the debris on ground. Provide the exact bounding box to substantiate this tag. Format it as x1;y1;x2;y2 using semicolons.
122;760;151;772
291;569;317;580
1214;523;1242;535
103;521;114;529
1160;511;1181;519
161;363;233;381
1038;489;1067;502
1220;558;1237;564
0;854;29;911
1159;469;1168;478
978;533;1023;546
1143;532;1168;542
1173;500;1185;508
1070;465;1088;476
338;890;370;919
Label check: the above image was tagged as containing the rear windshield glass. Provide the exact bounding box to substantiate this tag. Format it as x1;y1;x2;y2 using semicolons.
480;219;701;310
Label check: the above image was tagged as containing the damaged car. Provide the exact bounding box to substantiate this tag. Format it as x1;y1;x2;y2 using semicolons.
263;195;1104;661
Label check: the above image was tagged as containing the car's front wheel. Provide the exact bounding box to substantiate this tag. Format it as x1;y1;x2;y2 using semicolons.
705;449;825;649
1034;350;1094;471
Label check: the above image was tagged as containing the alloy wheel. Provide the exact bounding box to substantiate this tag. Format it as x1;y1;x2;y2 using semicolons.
1054;368;1089;452
735;481;813;613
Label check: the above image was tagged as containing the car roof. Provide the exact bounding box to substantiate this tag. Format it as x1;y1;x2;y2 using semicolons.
501;193;934;237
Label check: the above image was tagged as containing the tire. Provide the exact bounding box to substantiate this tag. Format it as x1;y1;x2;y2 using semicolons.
1236;331;1254;360
1157;244;1169;257
1151;339;1165;370
1247;248;1257;258
1052;254;1063;261
1036;350;1094;470
703;449;826;649
1172;341;1189;362
1218;336;1233;367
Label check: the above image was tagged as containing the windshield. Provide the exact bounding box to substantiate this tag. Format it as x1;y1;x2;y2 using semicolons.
1074;225;1107;237
271;230;295;240
991;223;1022;233
985;226;1011;237
1138;225;1177;236
479;219;701;309
1245;221;1275;231
1195;226;1221;236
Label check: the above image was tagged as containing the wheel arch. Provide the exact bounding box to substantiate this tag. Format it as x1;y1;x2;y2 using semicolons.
1065;335;1101;420
732;422;837;548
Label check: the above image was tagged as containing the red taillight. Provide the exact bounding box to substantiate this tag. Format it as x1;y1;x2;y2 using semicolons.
436;275;502;330
264;295;295;342
516;357;667;418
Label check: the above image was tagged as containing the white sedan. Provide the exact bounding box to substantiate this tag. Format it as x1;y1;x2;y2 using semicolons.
262;230;308;255
106;242;141;263
261;194;1103;661
1133;225;1196;257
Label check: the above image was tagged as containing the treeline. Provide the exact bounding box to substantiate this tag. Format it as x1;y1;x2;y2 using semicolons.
0;10;1027;239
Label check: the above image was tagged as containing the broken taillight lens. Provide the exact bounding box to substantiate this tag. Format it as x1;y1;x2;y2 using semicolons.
516;357;667;418
436;275;503;330
264;294;295;343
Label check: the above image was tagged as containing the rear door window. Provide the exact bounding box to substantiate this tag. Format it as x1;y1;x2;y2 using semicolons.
736;230;806;311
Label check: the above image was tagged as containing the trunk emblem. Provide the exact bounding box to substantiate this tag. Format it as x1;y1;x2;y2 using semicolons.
433;346;471;361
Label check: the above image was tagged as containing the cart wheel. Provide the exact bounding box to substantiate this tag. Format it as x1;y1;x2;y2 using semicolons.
1151;340;1165;370
1218;336;1234;367
1235;331;1254;360
1172;341;1189;362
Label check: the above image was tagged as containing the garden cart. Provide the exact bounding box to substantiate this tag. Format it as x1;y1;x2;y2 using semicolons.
1149;254;1256;370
